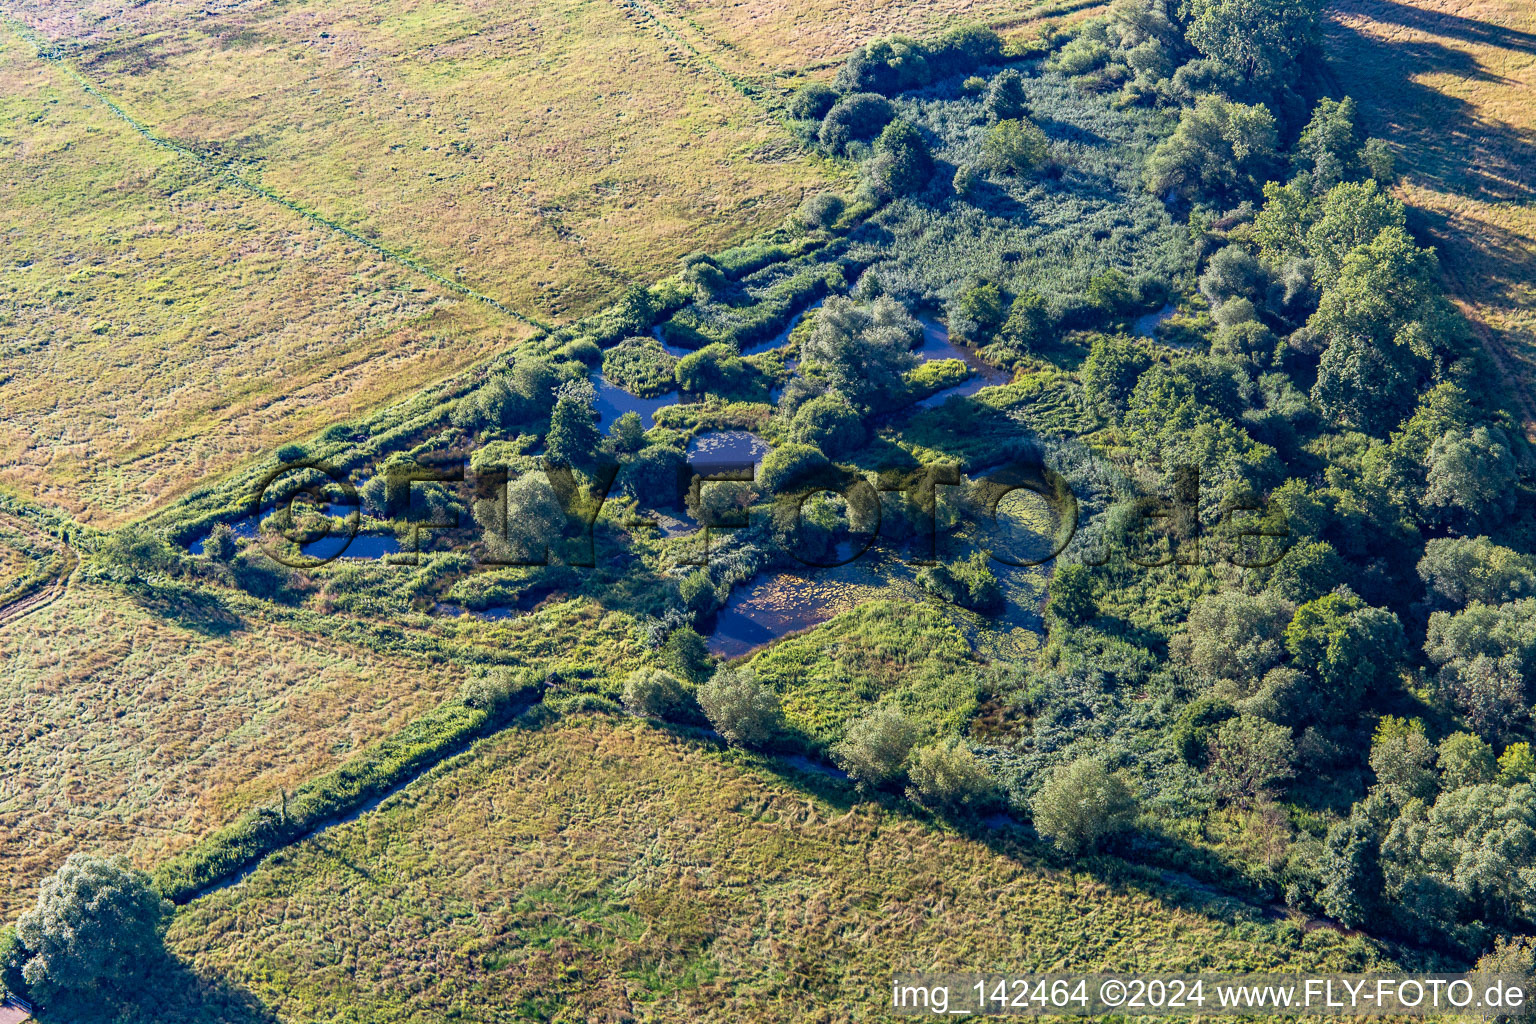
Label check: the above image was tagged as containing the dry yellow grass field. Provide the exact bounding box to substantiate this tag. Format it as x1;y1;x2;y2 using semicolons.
0;29;522;524
168;717;1390;1022
1326;0;1536;427
4;0;841;323
0;583;468;919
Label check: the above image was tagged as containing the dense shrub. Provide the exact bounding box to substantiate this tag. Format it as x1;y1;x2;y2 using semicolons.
795;191;845;230
906;739;997;810
1031;758;1137;855
831;706;919;791
790;394;866;458
621;668;690;720
698;667;782;749
789;82;838;121
819;93;896;154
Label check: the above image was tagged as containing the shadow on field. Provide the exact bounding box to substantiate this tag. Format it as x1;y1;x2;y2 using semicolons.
31;956;278;1024
1328;2;1536;204
1365;0;1536;55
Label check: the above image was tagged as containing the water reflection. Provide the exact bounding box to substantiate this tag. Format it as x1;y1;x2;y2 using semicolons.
914;316;1011;408
741;299;823;357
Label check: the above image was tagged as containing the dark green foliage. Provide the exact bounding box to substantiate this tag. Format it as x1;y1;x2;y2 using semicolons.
795;191;845;230
1045;563;1098;625
831;706;919;791
982;117;1050;177
819;93;896;154
15;854;173;1006
1418;537;1536;610
1172;696;1238;766
789;82;837;121
789;394;866;458
1080;334;1153;417
949;281;1008;345
984;68;1029;123
1438;732;1499;790
1319;799;1386;928
602;336;678;398
755;445;829;497
798;295;920;411
662;627;714;685
545;381;602;471
1183;0;1320;95
1284;591;1406;719
917;551;1004;615
674;343;751;395
1368;717;1437;803
996;290;1053;355
833;27;1003;97
621;668;690;719
867;119;934;198
1146;96;1278;204
1424;599;1536;741
698;666;782;749
1031;757;1137;855
621;444;687;506
1205;714;1294;804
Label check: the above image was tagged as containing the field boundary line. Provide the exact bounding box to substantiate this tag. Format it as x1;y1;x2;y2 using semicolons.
0;12;554;333
0;514;77;629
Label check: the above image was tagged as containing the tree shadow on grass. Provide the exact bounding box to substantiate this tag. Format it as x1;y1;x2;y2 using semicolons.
1327;6;1536;205
31;955;278;1024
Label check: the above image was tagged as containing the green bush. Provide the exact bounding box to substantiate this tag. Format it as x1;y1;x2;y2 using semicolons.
819;93;896;154
832;706;919;791
906;739;997;811
698;666;782;749
1031;758;1137;855
758;443;833;495
789;82;838;121
790;395;866;459
795;192;845;230
621;668;690;720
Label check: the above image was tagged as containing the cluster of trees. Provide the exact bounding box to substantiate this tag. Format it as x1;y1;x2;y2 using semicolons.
1050;0;1323;126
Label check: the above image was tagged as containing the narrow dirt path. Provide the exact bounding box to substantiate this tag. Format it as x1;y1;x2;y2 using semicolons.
0;516;78;628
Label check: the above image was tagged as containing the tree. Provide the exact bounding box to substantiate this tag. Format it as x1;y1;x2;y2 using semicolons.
1501;743;1536;784
698;667;781;748
1318;799;1386;928
959;281;1011;341
799;295;920;411
1369;717;1437;802
982;118;1050;177
1438;731;1499;790
790;394;866;458
545;379;601;471
201;522;238;562
1381;782;1536;929
661;626;713;684
622;668;690;720
1418;537;1536;610
607;411;646;457
1080;333;1152;418
1205;715;1295;804
997;290;1053;354
16;854;172;1005
831;706;919;791
1424;599;1536;740
983;68;1028;123
475;470;566;563
1285;591;1406;716
1031;758;1137;855
867;119;933;198
1183;0;1320;94
1146;96;1277;204
1291;96;1368;193
1423;427;1519;532
1045;563;1097;625
1172;591;1294;692
906;739;997;811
